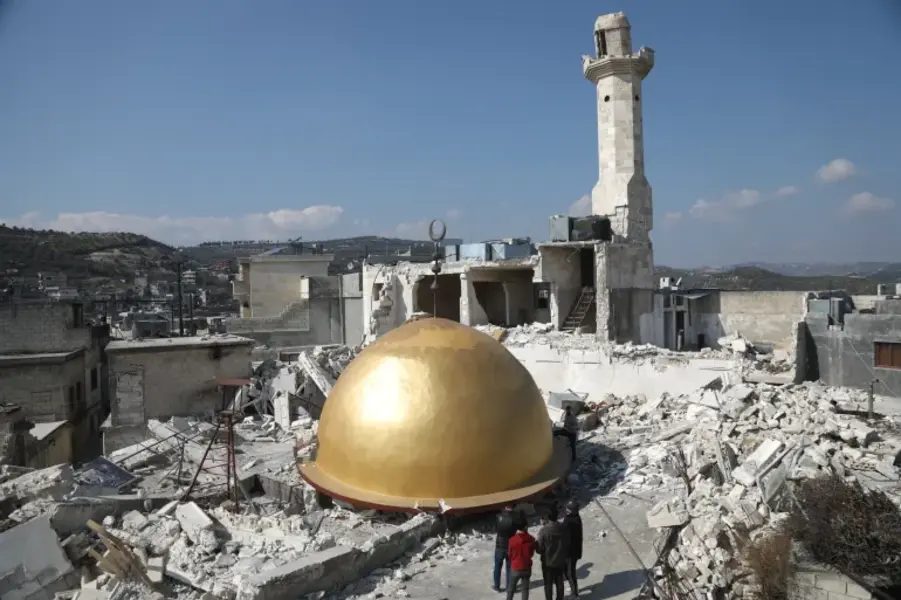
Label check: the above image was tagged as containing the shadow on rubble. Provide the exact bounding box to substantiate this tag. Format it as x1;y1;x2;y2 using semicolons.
578;569;648;599
565;438;629;507
440;440;627;538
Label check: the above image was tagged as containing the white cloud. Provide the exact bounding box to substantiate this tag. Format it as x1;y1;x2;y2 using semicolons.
816;158;857;183
688;188;762;221
1;206;344;246
568;195;591;217
662;212;682;227
393;220;431;239
774;185;800;197
843;192;895;215
445;208;463;221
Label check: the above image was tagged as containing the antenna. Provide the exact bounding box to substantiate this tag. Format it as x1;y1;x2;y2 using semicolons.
428;220;447;318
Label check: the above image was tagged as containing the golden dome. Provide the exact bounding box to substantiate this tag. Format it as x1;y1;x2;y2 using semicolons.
298;317;568;512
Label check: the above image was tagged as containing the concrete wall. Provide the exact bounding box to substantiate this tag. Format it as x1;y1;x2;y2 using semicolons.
26;425;74;469
228;298;341;348
507;344;734;402
107;341;254;422
694;291;807;350
0;356;87;422
806;312;901;397
246;256;331;318
537;246;581;330
0;302;93;354
596;242;655;343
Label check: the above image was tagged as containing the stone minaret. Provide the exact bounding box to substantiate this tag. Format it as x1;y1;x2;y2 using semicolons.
582;12;655;242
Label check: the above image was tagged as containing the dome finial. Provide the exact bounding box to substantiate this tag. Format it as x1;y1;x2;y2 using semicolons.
428;219;447;317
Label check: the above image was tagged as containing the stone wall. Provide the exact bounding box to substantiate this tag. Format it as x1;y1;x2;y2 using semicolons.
805;312;901;397
0;302;93;354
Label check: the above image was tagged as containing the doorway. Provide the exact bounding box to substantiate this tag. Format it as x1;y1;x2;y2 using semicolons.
579;248;595;288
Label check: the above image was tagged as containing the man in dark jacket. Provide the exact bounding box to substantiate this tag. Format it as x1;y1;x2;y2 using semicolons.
536;508;569;600
494;504;526;592
562;500;584;597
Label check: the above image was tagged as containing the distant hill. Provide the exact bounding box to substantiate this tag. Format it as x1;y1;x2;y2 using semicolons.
0;223;891;295
0;224;175;281
727;261;901;280
656;265;880;294
180;236;434;268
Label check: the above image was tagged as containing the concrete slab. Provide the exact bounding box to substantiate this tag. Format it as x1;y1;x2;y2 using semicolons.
398;493;663;600
0;516;75;596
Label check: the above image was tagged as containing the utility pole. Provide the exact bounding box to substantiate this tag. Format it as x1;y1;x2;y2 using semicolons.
188;293;195;335
176;260;185;336
868;378;877;422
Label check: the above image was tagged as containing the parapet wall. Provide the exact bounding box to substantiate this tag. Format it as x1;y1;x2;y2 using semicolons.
506;344;736;401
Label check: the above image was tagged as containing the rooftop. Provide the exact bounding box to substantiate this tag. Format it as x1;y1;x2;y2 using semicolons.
106;334;255;353
0;349;85;366
29;420;70;441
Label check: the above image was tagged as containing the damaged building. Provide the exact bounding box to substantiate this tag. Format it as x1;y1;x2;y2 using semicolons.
0;11;898;600
0;300;109;462
102;335;256;454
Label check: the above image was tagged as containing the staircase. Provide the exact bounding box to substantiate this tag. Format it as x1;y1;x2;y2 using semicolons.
561;287;596;331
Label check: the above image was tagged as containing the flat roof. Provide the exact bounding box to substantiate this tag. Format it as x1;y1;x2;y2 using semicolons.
0;348;85;367
29;420;70;441
106;335;255;353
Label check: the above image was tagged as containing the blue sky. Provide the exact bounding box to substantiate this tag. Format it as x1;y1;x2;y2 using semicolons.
0;0;898;267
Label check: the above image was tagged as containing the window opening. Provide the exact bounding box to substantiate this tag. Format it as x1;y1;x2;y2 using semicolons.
596;31;608;57
875;342;901;370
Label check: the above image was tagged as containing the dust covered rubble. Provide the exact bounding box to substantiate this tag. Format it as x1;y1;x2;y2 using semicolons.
0;458;408;600
574;379;901;596
474;324;787;372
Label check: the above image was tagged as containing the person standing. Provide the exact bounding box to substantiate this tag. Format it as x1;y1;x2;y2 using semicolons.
506;522;537;600
494;504;524;592
563;500;584;597
537;508;569;600
554;406;580;464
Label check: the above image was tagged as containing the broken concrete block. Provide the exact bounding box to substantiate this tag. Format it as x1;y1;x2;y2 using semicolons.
646;498;689;528
121;510;149;532
174;502;218;552
732;439;783;487
146;556;165;585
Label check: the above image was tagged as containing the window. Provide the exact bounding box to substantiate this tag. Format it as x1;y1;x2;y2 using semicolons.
535;287;550;310
875;342;901;370
67;386;76;415
675;295;685;307
71;304;84;327
90;367;98;391
596;30;608;57
663;295;671;309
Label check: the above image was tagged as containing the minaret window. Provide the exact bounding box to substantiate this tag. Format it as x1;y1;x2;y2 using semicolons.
596;31;608;57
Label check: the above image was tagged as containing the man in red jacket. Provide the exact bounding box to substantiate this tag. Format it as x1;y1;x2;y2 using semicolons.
506;522;537;600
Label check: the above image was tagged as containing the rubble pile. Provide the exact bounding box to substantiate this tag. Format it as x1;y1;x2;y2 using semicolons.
0;461;416;600
475;324;794;377
574;379;901;596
